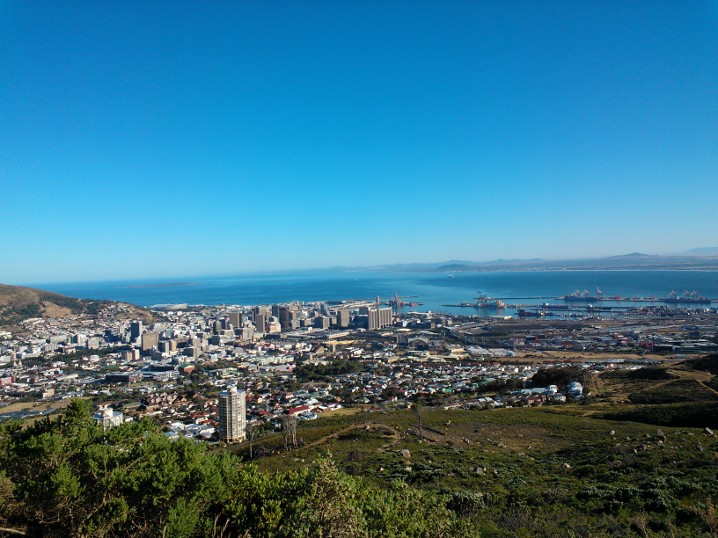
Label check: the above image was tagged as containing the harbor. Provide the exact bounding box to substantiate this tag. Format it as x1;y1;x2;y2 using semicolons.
444;289;715;308
441;288;716;320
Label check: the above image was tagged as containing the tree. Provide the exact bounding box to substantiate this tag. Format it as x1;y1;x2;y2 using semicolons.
281;415;298;450
247;422;257;459
0;402;481;537
412;401;425;441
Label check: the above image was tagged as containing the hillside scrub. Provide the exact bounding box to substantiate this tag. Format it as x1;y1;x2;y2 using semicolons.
0;400;476;537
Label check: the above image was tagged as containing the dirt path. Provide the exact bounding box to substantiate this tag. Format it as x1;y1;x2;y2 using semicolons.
299;422;402;451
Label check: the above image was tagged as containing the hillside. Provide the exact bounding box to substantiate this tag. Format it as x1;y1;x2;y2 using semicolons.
0;283;153;331
2;358;718;535
0;400;472;538
231;356;718;536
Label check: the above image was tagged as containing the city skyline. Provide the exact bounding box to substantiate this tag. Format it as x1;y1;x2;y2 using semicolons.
2;2;717;283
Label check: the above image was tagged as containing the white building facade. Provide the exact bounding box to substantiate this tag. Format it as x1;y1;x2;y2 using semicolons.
218;386;246;442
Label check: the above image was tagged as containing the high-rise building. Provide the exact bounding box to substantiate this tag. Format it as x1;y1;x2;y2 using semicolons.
314;316;330;329
121;349;140;361
141;332;159;352
278;304;299;330
367;307;393;330
130;321;143;341
218;386;246;442
229;312;243;327
336;309;351;328
254;313;266;333
236;326;254;341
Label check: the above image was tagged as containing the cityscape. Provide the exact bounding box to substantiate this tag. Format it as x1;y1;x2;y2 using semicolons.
2;1;717;536
2;294;717;444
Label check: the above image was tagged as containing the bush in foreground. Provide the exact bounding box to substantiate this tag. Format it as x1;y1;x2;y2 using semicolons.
0;400;476;537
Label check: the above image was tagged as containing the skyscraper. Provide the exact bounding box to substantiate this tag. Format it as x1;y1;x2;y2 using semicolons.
130;321;143;341
367;306;393;330
218;386;246;443
336;308;350;328
278;304;299;330
141;331;159;352
254;313;266;333
229;311;243;327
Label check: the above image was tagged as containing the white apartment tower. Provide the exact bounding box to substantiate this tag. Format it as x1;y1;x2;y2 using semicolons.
367;306;393;331
218;386;246;442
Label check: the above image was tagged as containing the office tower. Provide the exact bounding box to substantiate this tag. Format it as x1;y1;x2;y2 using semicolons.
336;309;350;328
277;305;292;330
141;332;159;352
254;313;266;333
130;321;143;341
237;326;254;341
121;349;140;361
218;386;246;442
267;317;281;334
229;311;243;327
313;316;330;329
367;306;393;330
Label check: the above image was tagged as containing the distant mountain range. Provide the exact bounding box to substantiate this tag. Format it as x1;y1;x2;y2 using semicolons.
684;247;718;256
368;250;718;273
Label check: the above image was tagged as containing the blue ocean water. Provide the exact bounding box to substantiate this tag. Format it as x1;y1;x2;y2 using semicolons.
35;270;718;315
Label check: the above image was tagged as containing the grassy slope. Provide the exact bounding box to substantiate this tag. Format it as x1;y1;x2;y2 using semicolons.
0;282;153;329
242;406;718;535
236;357;718;536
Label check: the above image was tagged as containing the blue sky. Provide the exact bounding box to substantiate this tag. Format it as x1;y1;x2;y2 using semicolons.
1;1;717;283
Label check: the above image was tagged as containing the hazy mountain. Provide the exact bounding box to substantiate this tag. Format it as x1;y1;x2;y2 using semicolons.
373;252;718;273
684;247;718;256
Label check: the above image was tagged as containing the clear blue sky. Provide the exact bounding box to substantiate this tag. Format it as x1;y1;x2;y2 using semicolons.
2;1;717;283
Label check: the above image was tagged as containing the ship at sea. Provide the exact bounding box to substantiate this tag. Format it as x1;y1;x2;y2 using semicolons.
661;290;711;304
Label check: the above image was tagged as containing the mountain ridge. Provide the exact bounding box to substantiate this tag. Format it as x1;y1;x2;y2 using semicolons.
367;252;718;273
0;283;153;332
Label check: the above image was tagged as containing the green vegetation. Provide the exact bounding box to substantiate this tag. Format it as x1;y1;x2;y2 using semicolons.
245;355;718;537
530;365;597;389
295;359;362;382
38;294;86;314
628;378;718;404
0;401;475;537
680;355;718;375
0;283;155;330
0;302;42;327
245;406;718;536
3;348;718;536
602;402;718;429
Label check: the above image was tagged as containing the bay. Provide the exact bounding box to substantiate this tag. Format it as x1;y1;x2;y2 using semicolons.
35;270;718;315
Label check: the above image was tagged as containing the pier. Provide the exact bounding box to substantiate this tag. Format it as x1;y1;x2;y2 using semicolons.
453;296;716;304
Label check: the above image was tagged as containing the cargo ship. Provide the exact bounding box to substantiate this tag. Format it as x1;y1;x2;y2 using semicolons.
661;291;711;304
562;288;602;302
474;295;505;308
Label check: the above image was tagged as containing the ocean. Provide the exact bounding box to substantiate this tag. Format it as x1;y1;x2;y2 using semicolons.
35;270;718;316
